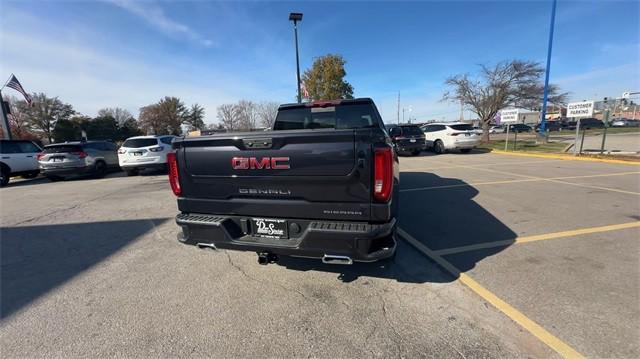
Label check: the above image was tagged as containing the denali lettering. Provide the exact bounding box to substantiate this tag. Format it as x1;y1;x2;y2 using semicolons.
232;157;290;170
239;188;292;195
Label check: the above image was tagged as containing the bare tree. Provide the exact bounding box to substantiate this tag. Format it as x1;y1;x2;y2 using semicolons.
217;103;238;131
97;107;134;126
257;101;279;129
22;93;75;143
443;60;568;142
3;95;34;139
235;100;258;130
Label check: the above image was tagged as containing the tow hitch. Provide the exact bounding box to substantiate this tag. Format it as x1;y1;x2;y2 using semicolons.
257;252;278;265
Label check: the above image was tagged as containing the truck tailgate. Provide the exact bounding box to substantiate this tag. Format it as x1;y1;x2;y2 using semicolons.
175;129;373;221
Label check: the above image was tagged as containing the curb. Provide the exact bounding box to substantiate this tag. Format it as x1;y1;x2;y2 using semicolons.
490;150;640;166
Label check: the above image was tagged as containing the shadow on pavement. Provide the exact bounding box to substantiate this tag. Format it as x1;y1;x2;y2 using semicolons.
279;172;514;283
399;172;516;274
0;218;169;319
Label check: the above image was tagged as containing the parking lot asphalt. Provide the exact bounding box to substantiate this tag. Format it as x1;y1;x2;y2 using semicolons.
1;152;638;358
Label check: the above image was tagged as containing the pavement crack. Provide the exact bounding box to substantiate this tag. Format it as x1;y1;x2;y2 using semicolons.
380;294;404;359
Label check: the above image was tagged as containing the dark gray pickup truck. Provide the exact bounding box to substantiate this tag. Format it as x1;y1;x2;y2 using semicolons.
169;98;399;265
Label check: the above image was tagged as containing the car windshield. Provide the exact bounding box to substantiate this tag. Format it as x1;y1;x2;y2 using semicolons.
43;145;82;153
400;126;422;135
122;138;159;148
274;104;377;130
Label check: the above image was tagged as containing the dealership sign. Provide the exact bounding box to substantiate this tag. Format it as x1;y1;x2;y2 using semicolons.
566;101;594;118
499;109;519;123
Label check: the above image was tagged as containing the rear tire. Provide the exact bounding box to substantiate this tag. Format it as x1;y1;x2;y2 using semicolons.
125;169;139;177
0;166;10;187
93;161;107;178
460;148;472;153
434;140;445;154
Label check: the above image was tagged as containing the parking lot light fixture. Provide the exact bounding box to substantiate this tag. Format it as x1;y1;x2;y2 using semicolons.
289;12;303;103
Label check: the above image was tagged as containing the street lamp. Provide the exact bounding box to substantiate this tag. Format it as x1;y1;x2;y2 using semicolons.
402;106;412;123
289;12;303;103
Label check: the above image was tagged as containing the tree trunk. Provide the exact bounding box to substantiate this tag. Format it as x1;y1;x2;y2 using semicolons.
481;119;491;143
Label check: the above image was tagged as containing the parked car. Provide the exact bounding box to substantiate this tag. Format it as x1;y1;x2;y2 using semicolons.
171;98;398;265
421;122;480;154
0;139;42;187
38;141;119;181
535;121;564;132
611;118;640;127
386;124;425;156
489;125;505;133
507;124;533;133
575;118;605;130
118;135;176;176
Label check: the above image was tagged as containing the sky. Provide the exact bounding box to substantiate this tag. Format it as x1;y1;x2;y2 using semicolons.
1;0;638;125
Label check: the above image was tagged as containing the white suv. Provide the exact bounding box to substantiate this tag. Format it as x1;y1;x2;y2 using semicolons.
0;140;42;186
118;135;176;176
420;123;480;154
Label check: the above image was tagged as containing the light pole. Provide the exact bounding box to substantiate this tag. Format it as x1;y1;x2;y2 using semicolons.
289;12;303;103
402;106;412;123
539;0;557;140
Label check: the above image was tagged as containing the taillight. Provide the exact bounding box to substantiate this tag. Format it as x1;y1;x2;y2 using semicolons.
449;133;461;136
36;152;44;161
149;146;164;152
72;151;88;158
373;146;393;203
167;152;181;196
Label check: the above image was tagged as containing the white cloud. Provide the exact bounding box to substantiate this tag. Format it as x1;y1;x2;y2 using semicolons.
105;0;213;47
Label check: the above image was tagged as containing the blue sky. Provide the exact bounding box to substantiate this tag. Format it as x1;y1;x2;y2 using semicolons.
1;0;638;124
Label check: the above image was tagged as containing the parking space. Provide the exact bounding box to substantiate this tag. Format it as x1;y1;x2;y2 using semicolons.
1;151;638;358
398;152;640;358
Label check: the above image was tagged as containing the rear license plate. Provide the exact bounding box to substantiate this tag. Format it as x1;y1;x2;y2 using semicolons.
251;218;288;239
133;152;143;156
410;139;416;143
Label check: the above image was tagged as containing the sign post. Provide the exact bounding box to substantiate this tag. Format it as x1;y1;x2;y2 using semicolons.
499;109;519;151
566;101;594;156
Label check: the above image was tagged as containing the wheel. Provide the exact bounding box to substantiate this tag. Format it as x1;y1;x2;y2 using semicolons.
93;161;107;178
47;176;63;182
460;148;472;153
125;169;139;176
21;171;39;179
433;140;445;154
0;166;9;187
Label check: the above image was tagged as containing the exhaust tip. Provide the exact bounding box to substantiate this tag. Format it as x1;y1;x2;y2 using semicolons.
322;255;353;265
196;242;217;250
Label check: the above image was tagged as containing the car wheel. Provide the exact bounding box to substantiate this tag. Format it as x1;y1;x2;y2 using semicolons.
47;176;63;182
460;148;472;153
434;140;445;154
126;169;139;176
21;171;39;179
93;161;107;178
0;166;9;187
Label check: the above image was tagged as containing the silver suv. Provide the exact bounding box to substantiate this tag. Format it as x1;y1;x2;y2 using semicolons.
38;141;119;181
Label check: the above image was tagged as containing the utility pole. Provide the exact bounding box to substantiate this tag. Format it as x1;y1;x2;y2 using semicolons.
397;91;400;124
539;0;557;140
459;99;464;122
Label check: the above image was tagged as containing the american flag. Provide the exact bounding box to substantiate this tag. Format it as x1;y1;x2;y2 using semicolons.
5;74;33;105
300;81;309;99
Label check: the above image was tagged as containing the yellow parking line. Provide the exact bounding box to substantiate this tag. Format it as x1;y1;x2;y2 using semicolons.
399;171;640;193
435;221;640;256
404;159;565;171
491;150;640;166
397;228;584;358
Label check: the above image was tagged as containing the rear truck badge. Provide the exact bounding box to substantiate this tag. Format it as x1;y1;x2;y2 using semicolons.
232;157;290;170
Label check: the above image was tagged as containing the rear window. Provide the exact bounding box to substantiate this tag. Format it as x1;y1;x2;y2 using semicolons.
122;138;159;148
449;124;473;131
43;145;82;153
274;104;378;130
400;126;422;135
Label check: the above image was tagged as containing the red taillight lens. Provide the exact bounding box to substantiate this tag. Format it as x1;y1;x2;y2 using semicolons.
373;146;394;203
36;152;44;161
167;152;181;196
72;151;88;158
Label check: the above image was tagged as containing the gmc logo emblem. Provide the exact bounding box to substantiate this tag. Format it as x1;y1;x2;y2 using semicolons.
231;157;290;170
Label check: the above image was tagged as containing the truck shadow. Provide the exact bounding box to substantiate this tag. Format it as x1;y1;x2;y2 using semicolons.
278;172;516;283
0;218;168;319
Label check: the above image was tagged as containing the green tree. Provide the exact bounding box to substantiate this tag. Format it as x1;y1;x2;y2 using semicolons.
138;97;187;135
52;115;90;142
97;107;135;126
301;54;354;101
87;116;118;140
185;103;205;131
116;118;143;141
23;93;75;143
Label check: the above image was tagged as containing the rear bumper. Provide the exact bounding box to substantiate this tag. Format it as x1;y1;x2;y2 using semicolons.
175;213;397;262
119;155;167;169
40;165;92;176
396;142;425;153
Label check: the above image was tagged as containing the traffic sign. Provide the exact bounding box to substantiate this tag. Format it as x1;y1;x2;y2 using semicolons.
566;101;594;118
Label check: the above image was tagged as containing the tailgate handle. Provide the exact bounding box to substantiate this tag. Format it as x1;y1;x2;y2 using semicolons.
243;138;272;149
